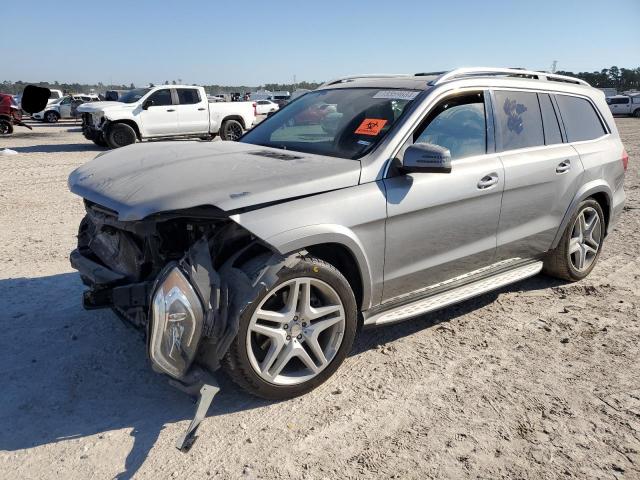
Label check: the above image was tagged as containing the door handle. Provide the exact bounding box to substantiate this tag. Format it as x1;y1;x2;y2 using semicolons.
166;109;176;112
198;107;206;111
477;173;499;189
556;159;571;174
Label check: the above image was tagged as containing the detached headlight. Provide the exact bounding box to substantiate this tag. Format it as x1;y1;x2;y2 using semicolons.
150;266;204;378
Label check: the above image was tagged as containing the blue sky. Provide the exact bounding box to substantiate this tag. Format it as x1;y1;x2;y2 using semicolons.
4;0;639;86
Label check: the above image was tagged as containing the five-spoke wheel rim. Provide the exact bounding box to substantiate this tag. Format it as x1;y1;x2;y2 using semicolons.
569;206;602;272
246;277;346;386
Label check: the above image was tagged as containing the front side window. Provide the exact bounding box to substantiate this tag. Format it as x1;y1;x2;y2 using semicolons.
240;88;418;159
556;95;606;142
413;92;486;160
177;88;201;105
494;90;544;151
147;89;173;107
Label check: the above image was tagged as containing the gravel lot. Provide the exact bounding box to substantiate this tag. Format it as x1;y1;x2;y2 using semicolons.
0;118;639;480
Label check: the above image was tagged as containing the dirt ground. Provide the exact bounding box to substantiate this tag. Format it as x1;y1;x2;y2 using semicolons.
0;118;638;480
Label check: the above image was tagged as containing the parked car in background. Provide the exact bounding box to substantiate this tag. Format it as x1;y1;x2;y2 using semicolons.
32;94;100;122
68;67;626;405
254;99;279;115
0;93;32;134
606;95;640;117
272;91;291;107
78;85;257;148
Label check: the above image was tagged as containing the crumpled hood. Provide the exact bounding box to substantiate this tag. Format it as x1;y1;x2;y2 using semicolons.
77;101;130;113
68;141;361;221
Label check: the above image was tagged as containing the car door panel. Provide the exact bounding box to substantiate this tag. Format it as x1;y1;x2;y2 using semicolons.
382;153;504;301
175;88;209;134
139;89;177;136
495;145;583;260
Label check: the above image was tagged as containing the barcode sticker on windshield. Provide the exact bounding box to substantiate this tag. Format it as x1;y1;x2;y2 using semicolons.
373;90;419;101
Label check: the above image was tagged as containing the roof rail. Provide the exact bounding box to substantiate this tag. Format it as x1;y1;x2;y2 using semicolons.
321;73;411;87
430;67;590;87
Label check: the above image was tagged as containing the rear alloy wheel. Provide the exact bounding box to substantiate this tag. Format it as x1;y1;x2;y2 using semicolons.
223;257;357;400
543;199;605;281
220;119;243;141
45;111;59;123
0;119;13;135
106;123;137;149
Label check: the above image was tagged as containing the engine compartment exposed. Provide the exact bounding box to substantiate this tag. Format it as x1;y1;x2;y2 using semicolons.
76;200;259;327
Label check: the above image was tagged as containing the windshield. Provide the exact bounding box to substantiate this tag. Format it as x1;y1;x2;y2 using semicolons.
240;88;419;159
117;88;151;104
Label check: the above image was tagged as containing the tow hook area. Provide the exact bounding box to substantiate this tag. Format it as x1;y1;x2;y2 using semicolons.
169;366;220;452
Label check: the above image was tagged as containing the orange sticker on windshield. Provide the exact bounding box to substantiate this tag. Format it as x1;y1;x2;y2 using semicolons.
355;118;388;136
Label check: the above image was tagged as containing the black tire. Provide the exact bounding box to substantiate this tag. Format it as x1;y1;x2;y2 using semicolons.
633;109;640;118
220;119;243;141
223;256;358;400
105;123;137;149
0;119;13;135
543;198;605;281
92;136;108;147
44;111;59;123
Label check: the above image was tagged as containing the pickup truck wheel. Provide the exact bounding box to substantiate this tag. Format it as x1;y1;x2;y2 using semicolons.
220;119;243;141
45;111;59;123
543;199;605;281
223;256;358;400
0;119;13;135
106;123;137;149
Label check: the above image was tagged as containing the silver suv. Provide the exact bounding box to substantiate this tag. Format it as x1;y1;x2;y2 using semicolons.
69;67;627;401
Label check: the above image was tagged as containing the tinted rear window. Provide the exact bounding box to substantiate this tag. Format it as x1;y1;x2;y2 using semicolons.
494;90;544;151
556;95;606;142
177;88;201;104
538;93;563;145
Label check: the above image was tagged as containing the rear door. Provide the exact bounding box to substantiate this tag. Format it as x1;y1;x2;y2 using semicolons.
58;97;73;118
175;88;209;134
382;91;504;301
138;88;178;136
494;90;584;261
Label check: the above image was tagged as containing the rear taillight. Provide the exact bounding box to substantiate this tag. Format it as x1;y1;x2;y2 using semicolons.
622;148;629;171
252;102;257;116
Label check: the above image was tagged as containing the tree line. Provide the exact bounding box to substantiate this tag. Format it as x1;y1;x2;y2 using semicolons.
3;67;639;96
555;66;640;91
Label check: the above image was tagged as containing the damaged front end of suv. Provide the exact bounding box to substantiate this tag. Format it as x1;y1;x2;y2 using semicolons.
74;202;266;373
70;200;299;448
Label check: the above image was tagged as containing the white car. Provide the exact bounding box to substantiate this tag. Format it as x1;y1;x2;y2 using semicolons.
32;94;100;122
78;85;257;148
606;95;640;117
254;99;279;115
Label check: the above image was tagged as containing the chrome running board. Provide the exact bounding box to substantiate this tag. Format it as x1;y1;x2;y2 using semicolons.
363;261;543;327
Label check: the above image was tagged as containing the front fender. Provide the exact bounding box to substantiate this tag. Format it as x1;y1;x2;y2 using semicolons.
264;224;375;310
551;180;613;249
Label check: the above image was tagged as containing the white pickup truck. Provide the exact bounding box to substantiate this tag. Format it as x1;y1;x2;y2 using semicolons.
78;85;257;148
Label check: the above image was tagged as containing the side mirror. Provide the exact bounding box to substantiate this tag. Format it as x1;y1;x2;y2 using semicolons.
142;99;153;110
401;143;452;173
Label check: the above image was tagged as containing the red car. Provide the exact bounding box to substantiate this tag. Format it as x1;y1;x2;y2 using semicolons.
0;93;31;135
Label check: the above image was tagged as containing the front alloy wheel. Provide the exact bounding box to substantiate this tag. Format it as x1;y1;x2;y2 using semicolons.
247;277;346;385
223;256;357;400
